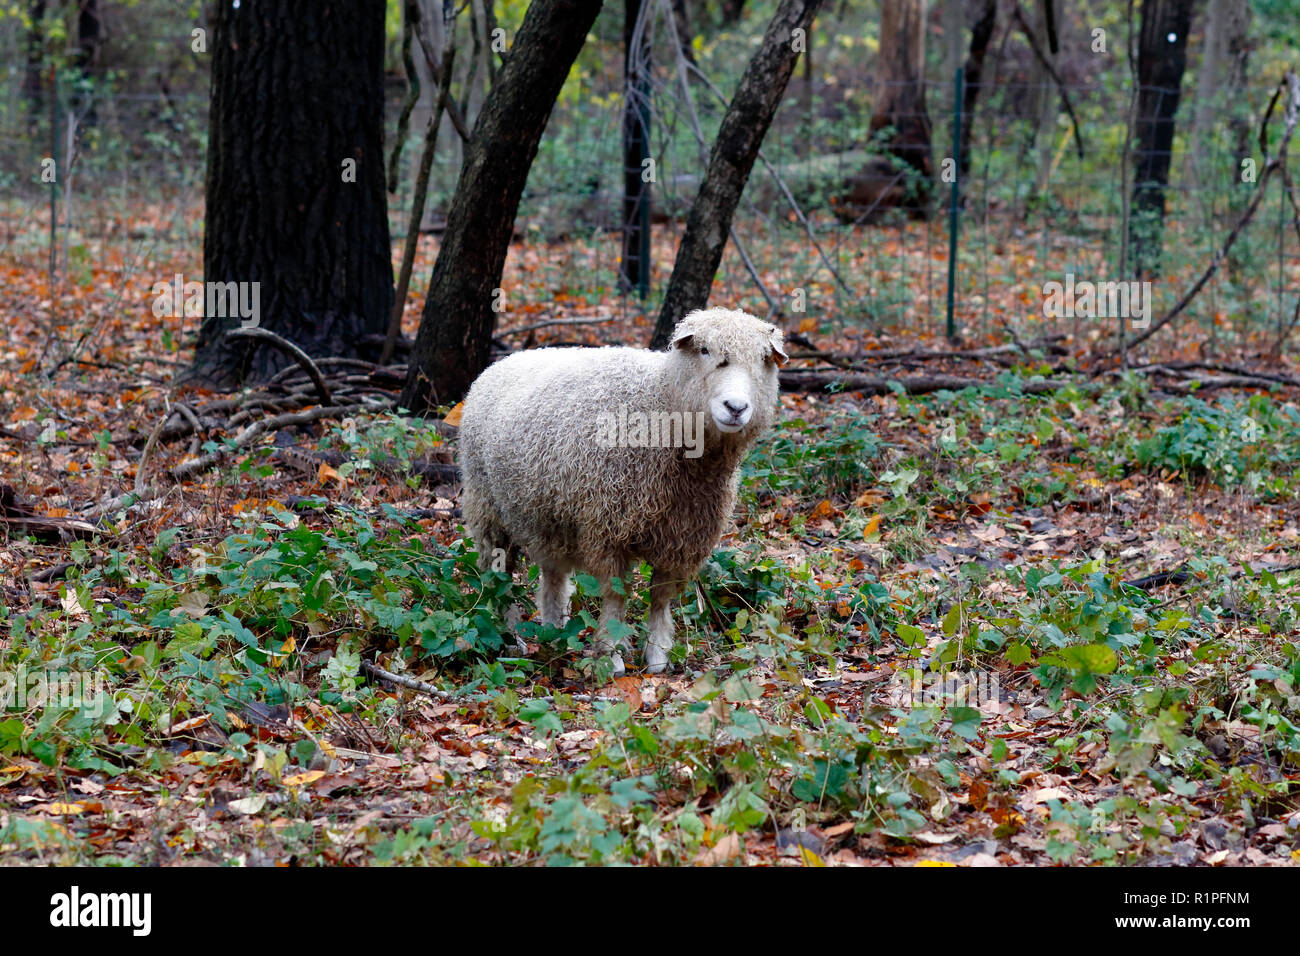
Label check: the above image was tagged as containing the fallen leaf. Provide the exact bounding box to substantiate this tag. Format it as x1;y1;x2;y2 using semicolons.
697;832;742;866
227;795;268;815
283;770;326;787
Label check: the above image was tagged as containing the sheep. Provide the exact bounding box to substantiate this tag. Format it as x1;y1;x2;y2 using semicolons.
457;307;787;675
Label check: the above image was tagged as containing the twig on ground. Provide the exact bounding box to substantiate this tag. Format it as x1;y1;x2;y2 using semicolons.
1122;560;1300;592
361;660;619;706
172;401;385;482
779;370;1100;396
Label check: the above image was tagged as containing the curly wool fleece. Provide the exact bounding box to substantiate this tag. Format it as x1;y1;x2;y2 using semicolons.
458;308;787;674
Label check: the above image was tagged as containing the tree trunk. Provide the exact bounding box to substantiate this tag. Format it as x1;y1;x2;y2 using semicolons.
620;0;652;298
409;0;454;232
649;0;824;348
1029;0;1058;196
868;0;932;212
958;0;998;183
1221;0;1251;168
75;0;102;125
670;0;696;64
1129;0;1194;279
720;0;747;25
192;0;393;387
942;0;964;115
23;0;46;129
400;0;605;411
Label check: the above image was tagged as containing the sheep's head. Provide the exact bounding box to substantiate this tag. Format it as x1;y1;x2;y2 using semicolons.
667;308;787;438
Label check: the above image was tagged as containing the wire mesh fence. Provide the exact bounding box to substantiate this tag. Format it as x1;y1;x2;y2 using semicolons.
1;4;1295;361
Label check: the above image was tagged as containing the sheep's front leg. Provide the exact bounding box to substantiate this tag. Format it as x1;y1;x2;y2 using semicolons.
646;569;683;674
477;542;527;655
538;563;573;627
593;576;629;677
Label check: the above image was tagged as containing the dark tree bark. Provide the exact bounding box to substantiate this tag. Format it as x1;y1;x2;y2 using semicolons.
958;0;998;183
400;0;605;411
1128;0;1194;279
23;0;46;128
77;0;101;71
620;0;652;297
670;0;696;64
75;0;102;124
720;0;747;25
649;0;823;348
868;0;932;204
192;0;393;387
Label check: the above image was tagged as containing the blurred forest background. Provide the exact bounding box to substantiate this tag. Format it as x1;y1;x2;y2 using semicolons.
0;0;1296;358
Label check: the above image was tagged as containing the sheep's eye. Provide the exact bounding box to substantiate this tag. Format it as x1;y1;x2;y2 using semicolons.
698;347;709;357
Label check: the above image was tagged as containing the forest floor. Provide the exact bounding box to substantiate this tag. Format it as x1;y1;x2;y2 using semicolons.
1;209;1299;866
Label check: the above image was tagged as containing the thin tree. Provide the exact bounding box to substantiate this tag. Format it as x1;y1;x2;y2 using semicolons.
649;0;823;348
192;0;393;386
1129;0;1194;279
620;0;653;298
400;0;605;411
75;0;101;124
23;0;46;128
958;0;998;184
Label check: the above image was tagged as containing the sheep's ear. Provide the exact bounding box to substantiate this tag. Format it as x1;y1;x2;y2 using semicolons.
671;330;695;352
769;329;789;367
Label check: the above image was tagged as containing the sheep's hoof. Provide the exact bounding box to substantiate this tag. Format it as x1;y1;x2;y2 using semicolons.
644;645;670;674
609;651;626;677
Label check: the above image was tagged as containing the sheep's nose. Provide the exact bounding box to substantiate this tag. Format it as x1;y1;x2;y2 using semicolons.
723;399;749;417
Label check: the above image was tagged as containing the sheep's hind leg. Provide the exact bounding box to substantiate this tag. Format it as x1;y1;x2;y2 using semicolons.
645;568;683;674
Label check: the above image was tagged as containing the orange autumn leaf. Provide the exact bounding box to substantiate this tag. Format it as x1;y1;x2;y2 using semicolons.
444;402;465;427
852;489;885;508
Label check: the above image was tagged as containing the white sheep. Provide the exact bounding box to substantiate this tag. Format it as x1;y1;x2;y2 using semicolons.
458;308;787;674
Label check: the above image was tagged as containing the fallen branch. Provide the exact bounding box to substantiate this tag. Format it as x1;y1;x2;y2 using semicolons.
1128;360;1300;388
172;402;383;482
226;327;334;406
89;484;166;520
361;660;619;706
1122;560;1300;592
0;484;101;543
361;660;457;699
135;401;197;494
779;370;1098;396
